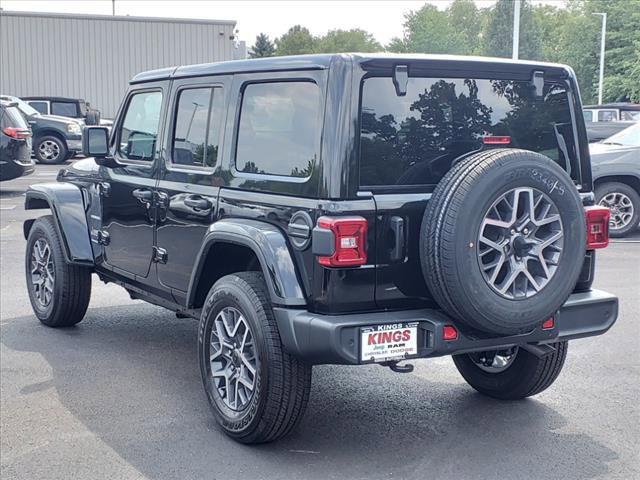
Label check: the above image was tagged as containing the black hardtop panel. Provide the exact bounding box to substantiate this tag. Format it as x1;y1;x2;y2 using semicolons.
129;53;573;84
23;96;86;103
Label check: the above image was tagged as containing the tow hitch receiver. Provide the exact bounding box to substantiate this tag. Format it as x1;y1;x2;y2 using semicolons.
381;360;414;373
520;343;557;358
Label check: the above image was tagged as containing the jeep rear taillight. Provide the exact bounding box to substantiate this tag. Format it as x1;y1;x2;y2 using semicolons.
585;206;610;249
316;216;367;267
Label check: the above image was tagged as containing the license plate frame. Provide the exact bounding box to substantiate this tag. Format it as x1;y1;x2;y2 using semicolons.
360;322;419;363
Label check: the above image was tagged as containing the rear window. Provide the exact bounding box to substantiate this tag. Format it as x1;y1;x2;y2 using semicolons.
360;77;579;188
620;110;640;121
0;106;29;129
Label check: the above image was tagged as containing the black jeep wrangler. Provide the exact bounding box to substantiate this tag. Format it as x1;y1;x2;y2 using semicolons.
24;54;618;444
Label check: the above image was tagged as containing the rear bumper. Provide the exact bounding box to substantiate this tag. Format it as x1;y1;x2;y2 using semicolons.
0;159;35;181
273;289;618;365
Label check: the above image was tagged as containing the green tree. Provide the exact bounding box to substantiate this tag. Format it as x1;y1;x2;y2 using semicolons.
586;0;640;102
391;3;467;54
315;29;381;53
484;0;541;60
275;25;316;56
448;0;483;54
249;33;275;58
386;0;485;55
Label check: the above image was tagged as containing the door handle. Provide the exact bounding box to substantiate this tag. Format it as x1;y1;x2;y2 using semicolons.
389;216;405;262
183;195;212;211
132;188;153;204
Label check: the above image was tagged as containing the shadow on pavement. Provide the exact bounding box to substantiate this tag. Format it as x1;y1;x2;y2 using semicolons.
1;304;618;480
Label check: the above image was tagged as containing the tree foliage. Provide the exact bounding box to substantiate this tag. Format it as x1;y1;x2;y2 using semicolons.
315;29;381;53
274;25;316;56
251;0;639;103
248;33;275;58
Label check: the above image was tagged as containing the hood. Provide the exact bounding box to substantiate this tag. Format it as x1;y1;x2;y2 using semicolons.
37;113;83;125
589;142;640;161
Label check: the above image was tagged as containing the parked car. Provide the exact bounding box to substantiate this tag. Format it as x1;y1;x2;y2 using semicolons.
24;54;617;444
0;100;34;181
591;122;640;237
583;103;640;123
23;96;112;127
584;103;640;143
0;95;82;164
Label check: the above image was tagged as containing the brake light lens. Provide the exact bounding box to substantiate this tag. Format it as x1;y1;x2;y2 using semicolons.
482;135;511;145
317;216;367;267
584;206;610;249
2;127;31;139
542;318;555;330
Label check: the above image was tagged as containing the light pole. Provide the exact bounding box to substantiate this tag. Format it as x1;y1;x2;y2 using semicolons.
512;0;521;60
593;12;607;105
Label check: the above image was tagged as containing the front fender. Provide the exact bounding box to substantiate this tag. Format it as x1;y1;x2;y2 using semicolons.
24;183;94;266
187;219;306;308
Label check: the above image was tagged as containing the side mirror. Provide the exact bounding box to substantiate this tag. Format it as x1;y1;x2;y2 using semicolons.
82;126;118;167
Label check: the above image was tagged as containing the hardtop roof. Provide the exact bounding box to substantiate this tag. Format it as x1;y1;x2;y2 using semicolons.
130;53;572;84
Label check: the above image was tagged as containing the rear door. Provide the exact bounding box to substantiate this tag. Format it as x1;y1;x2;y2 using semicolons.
154;75;231;296
358;68;582;310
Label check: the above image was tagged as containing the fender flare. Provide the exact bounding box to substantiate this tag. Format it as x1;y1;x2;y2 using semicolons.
186;219;306;308
24;183;94;266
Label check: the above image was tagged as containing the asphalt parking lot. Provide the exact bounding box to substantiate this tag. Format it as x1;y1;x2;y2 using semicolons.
1;161;639;480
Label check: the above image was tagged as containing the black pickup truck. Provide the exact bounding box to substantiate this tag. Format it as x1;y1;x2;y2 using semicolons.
23;54;618;444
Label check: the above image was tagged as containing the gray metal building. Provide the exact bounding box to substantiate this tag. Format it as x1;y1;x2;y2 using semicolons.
0;11;243;117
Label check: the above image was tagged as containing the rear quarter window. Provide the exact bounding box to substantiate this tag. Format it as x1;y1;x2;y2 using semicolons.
235;81;321;178
360;76;579;188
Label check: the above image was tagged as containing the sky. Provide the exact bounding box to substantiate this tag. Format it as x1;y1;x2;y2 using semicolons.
1;0;567;47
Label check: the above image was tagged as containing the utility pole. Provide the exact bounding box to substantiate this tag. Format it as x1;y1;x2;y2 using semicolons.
593;12;607;105
112;0;116;16
512;0;521;60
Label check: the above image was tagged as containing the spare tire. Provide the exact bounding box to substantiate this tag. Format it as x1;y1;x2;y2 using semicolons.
421;148;585;336
85;109;101;126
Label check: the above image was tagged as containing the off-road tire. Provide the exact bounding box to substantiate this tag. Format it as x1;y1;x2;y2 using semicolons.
452;341;568;399
596;181;640;238
25;215;92;327
198;272;312;444
421;148;586;335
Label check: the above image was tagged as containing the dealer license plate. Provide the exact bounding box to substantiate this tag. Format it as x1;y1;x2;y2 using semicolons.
360;322;419;363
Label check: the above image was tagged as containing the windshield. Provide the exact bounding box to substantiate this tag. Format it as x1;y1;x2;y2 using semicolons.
603;122;640;147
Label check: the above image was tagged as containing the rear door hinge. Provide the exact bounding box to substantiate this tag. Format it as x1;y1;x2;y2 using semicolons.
152;246;168;264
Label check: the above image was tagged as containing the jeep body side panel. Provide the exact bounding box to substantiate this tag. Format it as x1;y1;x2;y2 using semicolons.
24;183;94;265
186;218;306;307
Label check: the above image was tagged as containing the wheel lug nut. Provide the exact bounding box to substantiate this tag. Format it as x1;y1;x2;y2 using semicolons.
523;228;529;234
510;229;516;234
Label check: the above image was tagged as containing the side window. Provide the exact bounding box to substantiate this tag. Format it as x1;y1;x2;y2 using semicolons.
172;87;223;168
235;81;321;178
118;91;163;162
582;110;593;122
28;101;49;115
597;110;617;122
621;110;640;121
51;102;78;117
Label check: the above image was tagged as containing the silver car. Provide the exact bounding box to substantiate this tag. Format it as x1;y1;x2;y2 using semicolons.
590;122;640;237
